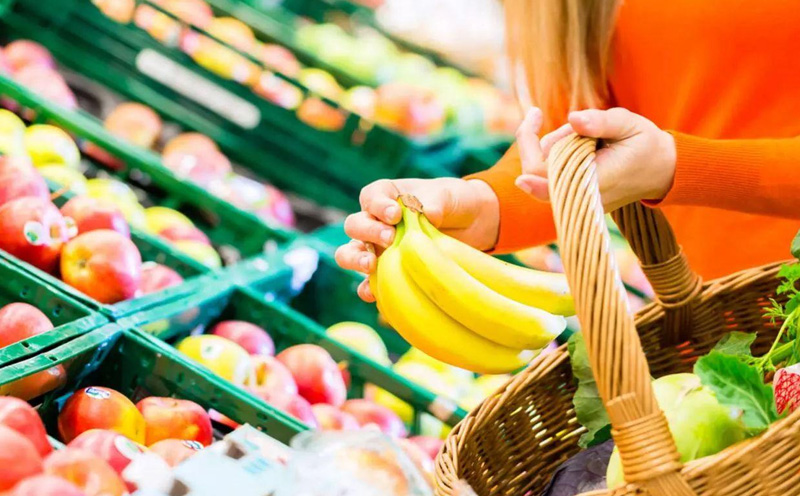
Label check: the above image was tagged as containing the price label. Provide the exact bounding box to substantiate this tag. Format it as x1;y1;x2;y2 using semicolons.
135;49;261;129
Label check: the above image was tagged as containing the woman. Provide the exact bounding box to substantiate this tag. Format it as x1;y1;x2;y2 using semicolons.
337;0;800;301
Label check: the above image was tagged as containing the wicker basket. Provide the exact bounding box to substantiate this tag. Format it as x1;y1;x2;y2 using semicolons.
435;135;800;496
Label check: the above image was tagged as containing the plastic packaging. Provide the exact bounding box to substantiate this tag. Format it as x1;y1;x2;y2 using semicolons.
276;429;434;496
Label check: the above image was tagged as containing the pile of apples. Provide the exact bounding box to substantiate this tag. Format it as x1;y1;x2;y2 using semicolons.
0;390;212;495
1;38;296;229
0;40;77;116
91;1;518;139
85;101;296;229
0;303;68;401
172;320;444;461
0;114;189;303
295;23;522;137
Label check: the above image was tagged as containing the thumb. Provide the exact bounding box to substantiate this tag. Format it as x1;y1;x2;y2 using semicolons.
568;108;637;140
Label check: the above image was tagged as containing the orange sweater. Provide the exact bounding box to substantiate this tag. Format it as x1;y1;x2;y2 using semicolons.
471;0;800;279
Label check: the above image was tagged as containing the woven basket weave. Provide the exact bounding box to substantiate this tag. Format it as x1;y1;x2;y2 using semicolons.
435;135;800;496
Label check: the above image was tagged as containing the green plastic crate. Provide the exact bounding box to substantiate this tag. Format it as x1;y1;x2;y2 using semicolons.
118;280;467;434
0;74;296;256
0;324;306;443
0;258;107;367
0;0;464;212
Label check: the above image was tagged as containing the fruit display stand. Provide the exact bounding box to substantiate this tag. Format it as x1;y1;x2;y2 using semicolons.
118;279;468;434
0;258;107;367
0;0;465;213
0;324;307;444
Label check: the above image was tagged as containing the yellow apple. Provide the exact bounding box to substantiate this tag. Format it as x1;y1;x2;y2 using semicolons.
24;124;81;168
37;164;88;195
176;335;252;385
326;321;390;366
144;206;194;234
0;109;26;155
173;240;221;268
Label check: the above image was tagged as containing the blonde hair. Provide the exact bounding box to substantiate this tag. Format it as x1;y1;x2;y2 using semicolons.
505;0;620;131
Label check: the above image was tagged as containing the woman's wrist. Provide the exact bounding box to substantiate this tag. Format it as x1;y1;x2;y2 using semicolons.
650;130;677;201
466;179;500;251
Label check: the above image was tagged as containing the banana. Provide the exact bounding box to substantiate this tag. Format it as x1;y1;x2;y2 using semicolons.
419;216;575;316
372;221;534;374
399;205;566;350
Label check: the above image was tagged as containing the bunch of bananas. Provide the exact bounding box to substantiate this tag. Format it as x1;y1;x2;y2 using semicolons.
371;195;575;374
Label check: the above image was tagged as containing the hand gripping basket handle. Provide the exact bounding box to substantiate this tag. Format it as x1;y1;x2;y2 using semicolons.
548;135;697;495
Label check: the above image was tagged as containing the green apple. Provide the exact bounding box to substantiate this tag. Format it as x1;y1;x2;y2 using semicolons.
606;373;747;489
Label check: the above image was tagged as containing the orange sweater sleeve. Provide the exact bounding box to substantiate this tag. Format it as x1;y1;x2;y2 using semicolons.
465;143;557;253
660;132;800;218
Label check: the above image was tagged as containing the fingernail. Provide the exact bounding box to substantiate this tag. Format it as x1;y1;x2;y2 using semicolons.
515;176;533;194
360;254;371;270
570;111;589;126
380;229;394;244
384;205;398;220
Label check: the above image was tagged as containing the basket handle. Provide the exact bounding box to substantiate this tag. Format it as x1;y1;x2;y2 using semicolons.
547;135;696;495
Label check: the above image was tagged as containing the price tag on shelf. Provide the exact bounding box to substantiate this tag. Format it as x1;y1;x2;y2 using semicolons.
135;49;261;129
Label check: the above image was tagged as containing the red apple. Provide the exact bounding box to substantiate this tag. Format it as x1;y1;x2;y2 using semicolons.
211;320;274;356
374;82;446;136
104;102;163;149
58;387;146;444
311;404;360;431
341;399;408;438
259;44;301;77
0;364;67;401
136;397;213;447
162;132;218;157
249;389;318;428
139;262;184;295
208;409;240;430
276;344;347;407
162;149;232;187
0;48;12;75
0;302;54;349
43;448;126;496
158;223;211;245
0;425;43;491
247;355;298;397
0;197;74;273
148;439;203;467
9;475;87;496
0;155;49;206
12;65;77;111
68;429;147;489
0;396;52;457
297;98;346;132
60;230;143;304
252;72;303;110
407;436;444;461
3;40;55;72
60;196;130;238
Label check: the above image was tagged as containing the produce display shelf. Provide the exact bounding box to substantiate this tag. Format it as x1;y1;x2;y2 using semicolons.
118;278;467;434
0;324;307;444
0;258;108;368
271;0;481;79
0;0;464;213
0;74;296;254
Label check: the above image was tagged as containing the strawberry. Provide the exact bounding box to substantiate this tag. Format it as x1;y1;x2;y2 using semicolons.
774;363;800;414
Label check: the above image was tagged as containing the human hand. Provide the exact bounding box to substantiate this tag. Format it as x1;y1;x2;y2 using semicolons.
335;177;500;302
514;107;676;212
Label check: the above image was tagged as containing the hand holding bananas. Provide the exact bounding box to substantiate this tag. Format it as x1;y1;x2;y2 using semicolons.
336;177;500;302
366;195;573;373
